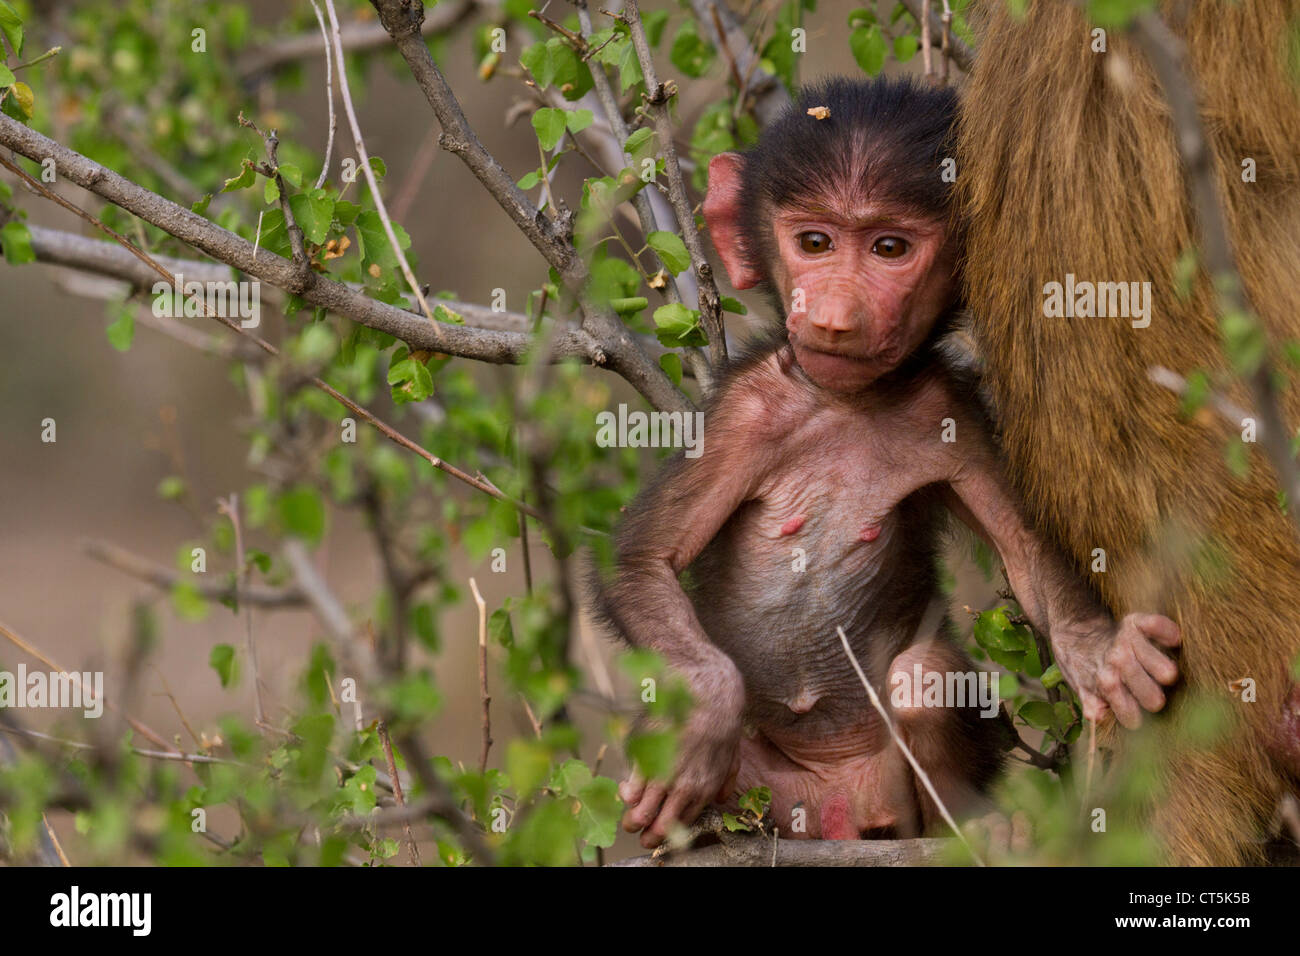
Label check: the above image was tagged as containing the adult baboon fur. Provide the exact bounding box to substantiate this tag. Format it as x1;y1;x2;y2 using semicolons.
956;0;1300;864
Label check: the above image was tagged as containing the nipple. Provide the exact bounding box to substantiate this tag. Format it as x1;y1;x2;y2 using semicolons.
779;514;807;536
859;523;882;543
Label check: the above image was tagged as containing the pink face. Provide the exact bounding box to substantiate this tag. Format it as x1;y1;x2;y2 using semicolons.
768;202;956;392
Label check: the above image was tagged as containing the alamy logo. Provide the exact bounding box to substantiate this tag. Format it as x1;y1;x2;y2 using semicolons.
1041;274;1152;328
0;666;103;718
890;665;1000;718
50;886;151;936
152;274;261;328
595;404;705;458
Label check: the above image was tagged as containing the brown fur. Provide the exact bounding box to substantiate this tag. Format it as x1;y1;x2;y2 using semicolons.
956;0;1300;864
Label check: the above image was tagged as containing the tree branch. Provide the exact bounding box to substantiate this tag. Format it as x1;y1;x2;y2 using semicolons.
623;0;727;369
897;0;972;73
234;0;475;80
610;835;952;866
686;0;791;125
83;538;308;608
368;0;693;412
0;114;605;366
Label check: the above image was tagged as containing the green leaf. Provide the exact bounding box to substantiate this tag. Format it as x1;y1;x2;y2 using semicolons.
670;20;715;78
209;644;238;688
171;581;209;621
624;127;655;161
277;162;303;188
893;33;919;61
506;738;552;798
264;178;279;204
355;210;412;269
647;230;690;274
288;190;335;244
157;476;185;500
517;168;541;190
1220;309;1267;377
278;485;326;545
221;162;257;193
722;812;752;832
739;785;772;816
105;304;135;352
550;758;593;797
719;296;748;315
368;156;387;179
0;220;34;264
848;6;877;29
659;351;683;385
1040;663;1064;689
532;107;568;151
626;729;676;780
0;1;24;58
6;80;32;120
652;302;706;347
1017;700;1055;731
575;776;622;848
191;194;213;215
0;64;16;88
850;25;888;76
566;108;594;135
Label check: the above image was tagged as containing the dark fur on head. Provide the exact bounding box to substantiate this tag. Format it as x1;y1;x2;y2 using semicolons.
737;76;960;290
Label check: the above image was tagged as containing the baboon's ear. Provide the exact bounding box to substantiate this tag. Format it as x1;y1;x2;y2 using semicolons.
702;153;762;290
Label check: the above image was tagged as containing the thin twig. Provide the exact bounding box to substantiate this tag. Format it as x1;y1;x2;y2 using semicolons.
622;0;727;370
1127;10;1300;538
0;619;174;752
377;720;421;866
217;494;265;726
0;152;548;519
898;0;972;72
469;577;492;773
836;627;984;866
0;726;249;766
308;0;338;190
83;538;306;607
323;0;436;327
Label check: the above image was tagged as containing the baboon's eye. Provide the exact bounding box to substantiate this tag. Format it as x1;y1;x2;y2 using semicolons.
798;232;832;255
872;237;909;258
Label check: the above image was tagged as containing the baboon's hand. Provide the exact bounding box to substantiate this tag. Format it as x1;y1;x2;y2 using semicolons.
619;702;742;849
1053;613;1181;729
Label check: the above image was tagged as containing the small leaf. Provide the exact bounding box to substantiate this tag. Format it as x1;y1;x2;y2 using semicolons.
850;25;888;76
278;485;326;545
276;162;303;187
659;351;683;385
532;107;568;151
0;0;23;57
209;644;238;688
566;109;594;135
647;230;690;274
652;303;706;347
105;304;135;352
288;190;334;244
0;219;34;264
893;34;919;62
9;79;33;118
720;296;748;315
157;476;185;500
221;162;257;192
